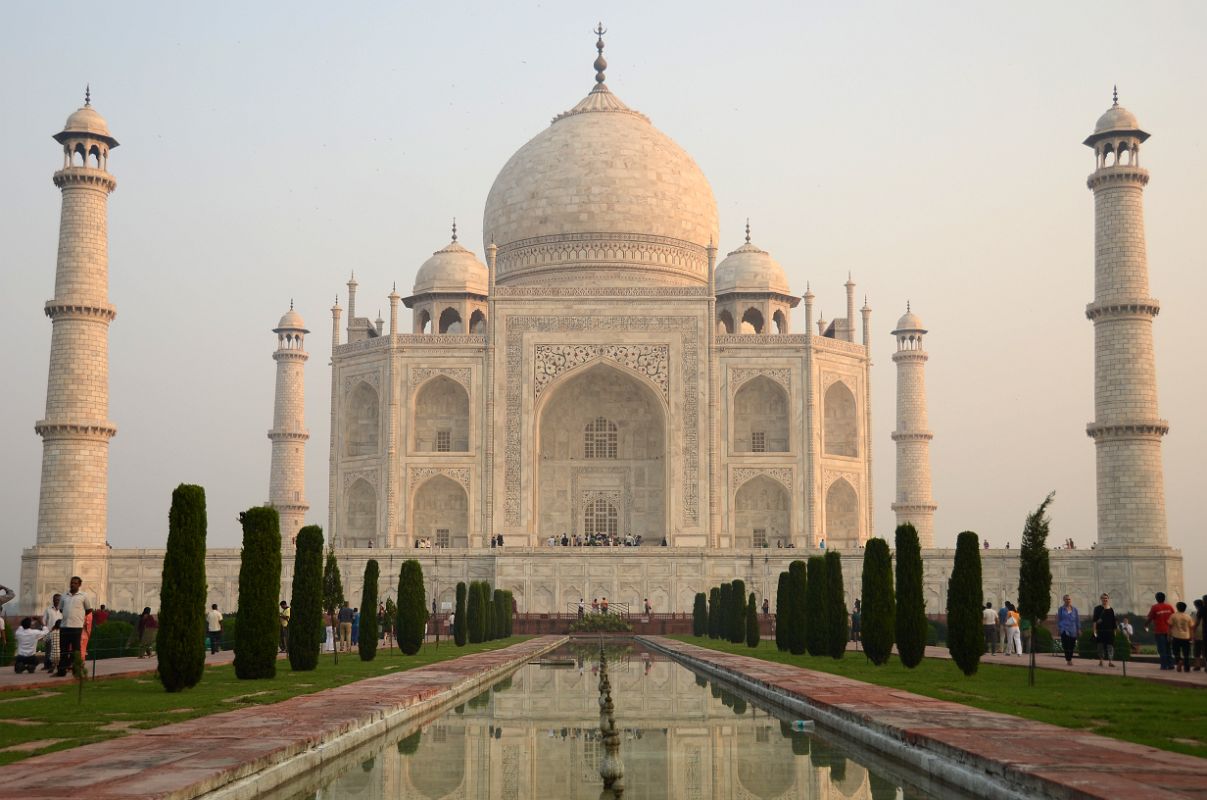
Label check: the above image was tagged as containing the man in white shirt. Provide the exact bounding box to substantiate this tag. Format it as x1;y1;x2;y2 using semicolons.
13;618;49;674
205;604;223;655
54;576;92;677
982;602;999;655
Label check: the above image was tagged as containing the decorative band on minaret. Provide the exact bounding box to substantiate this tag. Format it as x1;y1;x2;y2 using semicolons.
1083;91;1168;548
891;305;936;547
35;94;119;547
269;304;310;545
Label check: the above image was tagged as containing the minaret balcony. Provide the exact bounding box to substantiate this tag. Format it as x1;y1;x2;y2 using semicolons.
44;300;117;321
1087;166;1148;190
1084;299;1159;321
1086;420;1169;440
891;431;933;442
268;429;310;441
35;419;117;439
52;168;116;191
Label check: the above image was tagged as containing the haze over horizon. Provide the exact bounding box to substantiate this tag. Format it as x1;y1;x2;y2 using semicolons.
2;2;1204;597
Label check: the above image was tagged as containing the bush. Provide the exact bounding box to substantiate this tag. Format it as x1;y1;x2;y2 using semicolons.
692;592;708;637
804;557;828;656
1018;494;1054;643
718;583;733;642
824;551;847;659
358;560;380;661
467;582;484;644
221;617;237;651
493;590;506;642
894;524;927;669
454;583;467;646
503;591;514;636
396;560;426;655
745;592;759;648
322;548;345;617
860;538;895;665
708;588;721;639
289;525;325;671
88;620;138;660
1033;625;1054;654
158;484;208;692
729;579;746;644
788;560;807;655
234;507;281;680
774;572;790;651
569;614;633;633
946;531;984;676
1077;628;1130;660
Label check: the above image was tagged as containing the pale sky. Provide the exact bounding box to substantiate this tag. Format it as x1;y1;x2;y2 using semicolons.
2;2;1204;595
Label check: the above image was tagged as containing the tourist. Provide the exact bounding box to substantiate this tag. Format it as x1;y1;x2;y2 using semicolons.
1019;614;1032;654
1056;594;1080;665
1145;592;1175;670
338;602;354;652
578;599;585;619
13;618;49;674
851;599;862;643
1092;593;1117;667
352;607;360;646
134;607;157;658
998;600;1010;653
1118;616;1135;654
1169;601;1193;672
497;533;504;547
982;602;998;655
54;576;91;676
45;620;61;673
1191;599;1204;671
592;598;599;614
644;598;652;615
601;597;609;615
92;604;109;628
278;601;291;653
762;598;770;617
1004;602;1022;656
324;611;336;653
206;603;223;654
1199;595;1207;670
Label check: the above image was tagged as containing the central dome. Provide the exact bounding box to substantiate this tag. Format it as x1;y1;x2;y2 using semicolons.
483;79;719;287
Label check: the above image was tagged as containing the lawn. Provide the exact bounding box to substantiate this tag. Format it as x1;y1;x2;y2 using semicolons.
0;636;530;765
669;636;1207;759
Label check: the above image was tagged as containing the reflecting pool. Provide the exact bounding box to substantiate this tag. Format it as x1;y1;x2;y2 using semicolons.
275;643;970;800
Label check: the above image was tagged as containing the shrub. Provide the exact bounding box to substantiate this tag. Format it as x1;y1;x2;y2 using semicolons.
503;591;514;636
692;592;707;637
467;582;484;644
569;614;633;633
946;531;984;676
718;583;733;642
383;598;396;638
358;559;380;661
708;587;721;639
1018;493;1054;685
745;592;759;648
220;617;237;651
88;620;138;660
454;583;467;646
288;526;325;671
322;547;345;617
158;484;208;692
729;579;746;644
493;590;506;642
894;524;927;669
824;551;847;659
234;506;281;680
1033;625;1054;654
804;557;828;656
396;560;426;655
926;622;940;646
860;538;895;665
485;583;498;641
774;572;790;651
788;560;807;655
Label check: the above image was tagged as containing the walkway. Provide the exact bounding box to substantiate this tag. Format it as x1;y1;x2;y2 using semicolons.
0;649;237;692
0;636;564;800
648;637;1206;800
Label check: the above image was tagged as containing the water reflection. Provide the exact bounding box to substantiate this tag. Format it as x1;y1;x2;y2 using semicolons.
291;645;938;800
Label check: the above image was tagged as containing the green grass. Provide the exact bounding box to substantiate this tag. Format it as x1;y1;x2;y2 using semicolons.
669;636;1207;758
0;636;530;765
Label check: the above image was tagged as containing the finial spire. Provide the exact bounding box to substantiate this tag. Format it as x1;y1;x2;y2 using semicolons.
744;218;751;244
451;217;458;242
907;300;911;313
84;84;91;106
1112;84;1118;106
290;298;294;310
593;22;608;85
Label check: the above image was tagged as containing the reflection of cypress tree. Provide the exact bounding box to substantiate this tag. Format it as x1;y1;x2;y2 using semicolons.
361;756;375;773
789;560;807;655
710;683;722;700
396;731;421;755
492;675;513;692
732;697;747;715
869;772;899;800
775;572;790;651
790;732;810;757
804;557;828;656
694;674;708;688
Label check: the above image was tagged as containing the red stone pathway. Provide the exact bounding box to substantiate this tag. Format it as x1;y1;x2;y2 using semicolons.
0;636;563;800
648;637;1207;800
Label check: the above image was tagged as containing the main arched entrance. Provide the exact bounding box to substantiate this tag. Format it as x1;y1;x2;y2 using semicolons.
536;362;666;545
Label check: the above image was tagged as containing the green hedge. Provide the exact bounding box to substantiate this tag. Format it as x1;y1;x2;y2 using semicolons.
89;620;139;660
569;614;633;633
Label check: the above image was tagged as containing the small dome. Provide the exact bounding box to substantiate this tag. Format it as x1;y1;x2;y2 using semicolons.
54;103;119;147
893;308;925;333
275;306;307;332
1094;104;1140;135
413;240;488;295
715;239;790;295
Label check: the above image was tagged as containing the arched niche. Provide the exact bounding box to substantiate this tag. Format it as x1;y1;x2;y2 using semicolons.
733;376;789;452
824;478;859;549
717;309;734;334
344;382;380;457
413;474;468;547
734;475;790;548
773;309;787;334
823;381;858;457
740;307;764;334
438;307;462;334
469;309;486;334
414;376;469;452
415;308;431;334
344;479;377;547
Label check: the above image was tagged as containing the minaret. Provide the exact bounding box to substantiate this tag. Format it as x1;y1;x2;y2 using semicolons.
268;303;310;545
844;275;856;342
1083;89;1168;547
890;304;936;546
34;90;119;549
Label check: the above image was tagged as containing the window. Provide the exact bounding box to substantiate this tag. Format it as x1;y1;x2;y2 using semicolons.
436;430;451;452
751;431;766;453
753;528;767;548
584;417;618;459
435;528;450;548
584;498;618;537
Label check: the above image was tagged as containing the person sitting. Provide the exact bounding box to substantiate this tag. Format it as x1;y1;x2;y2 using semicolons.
13;618;49;674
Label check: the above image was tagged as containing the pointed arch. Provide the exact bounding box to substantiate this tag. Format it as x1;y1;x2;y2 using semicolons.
344;479;377;547
740;307;764;334
823;381;858;457
412;474;468;548
469;309;486;334
717;309;734;334
824;477;859;549
414;376;469;452
773;309;787;334
733;376;789;452
344;381;380;457
438;307;462;334
734;475;791;548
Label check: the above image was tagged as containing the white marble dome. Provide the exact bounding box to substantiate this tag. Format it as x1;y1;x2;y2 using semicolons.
413;239;488;295
1093;104;1141;136
274;306;307;332
54;102;119;147
715;235;790;295
483;83;719;286
893;308;925;333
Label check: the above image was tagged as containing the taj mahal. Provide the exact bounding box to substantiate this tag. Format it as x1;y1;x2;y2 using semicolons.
16;36;1184;616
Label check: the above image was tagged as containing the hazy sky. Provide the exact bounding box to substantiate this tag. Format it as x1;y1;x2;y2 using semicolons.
2;2;1204;593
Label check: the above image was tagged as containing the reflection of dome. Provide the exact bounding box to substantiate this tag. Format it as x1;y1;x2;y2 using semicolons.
483;52;719;287
736;728;796;798
413;240;488;295
715;228;790;295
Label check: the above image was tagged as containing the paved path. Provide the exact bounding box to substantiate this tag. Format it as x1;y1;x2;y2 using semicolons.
0;649;237;692
650;637;1206;800
0;636;564;800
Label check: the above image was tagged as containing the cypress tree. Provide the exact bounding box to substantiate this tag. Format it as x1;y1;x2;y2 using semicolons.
894;523;927;669
322;547;345;617
483;583;496;641
774;572;790;651
729;579;746;643
860;537;895;665
493;589;505;641
234;507;281;680
824;550;847;659
804;557;828;656
708;587;721;639
1018;493;1054;686
288;525;325;671
503;591;514;636
358;560;380;661
692;593;708;637
947;531;984;676
718;583;733;642
158;484;208;692
454;582;467;646
396;559;426;655
745;592;760;648
788;560;807;655
467;582;484;643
